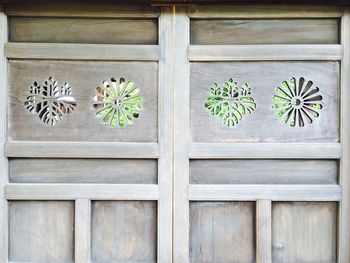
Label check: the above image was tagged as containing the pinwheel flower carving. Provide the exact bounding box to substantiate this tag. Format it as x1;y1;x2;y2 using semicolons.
204;78;256;127
272;77;323;127
93;77;143;128
24;77;77;126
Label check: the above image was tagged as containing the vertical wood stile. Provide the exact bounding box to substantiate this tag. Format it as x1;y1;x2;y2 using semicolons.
158;6;174;263
256;200;272;263
173;6;190;263
0;5;7;263
339;10;350;263
75;199;91;263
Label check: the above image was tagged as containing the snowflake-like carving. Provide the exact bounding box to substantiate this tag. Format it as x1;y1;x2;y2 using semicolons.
93;77;143;128
272;77;323;127
204;78;256;127
24;77;77;126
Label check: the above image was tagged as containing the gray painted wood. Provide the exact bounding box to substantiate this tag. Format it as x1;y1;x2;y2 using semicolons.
191;19;339;45
272;202;337;263
190;160;338;184
91;201;157;262
9;17;158;44
190;61;339;143
8;60;158;142
9;201;74;262
190;202;255;263
9;158;157;184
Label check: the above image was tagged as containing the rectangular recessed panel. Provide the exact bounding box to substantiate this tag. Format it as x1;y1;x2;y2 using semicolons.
190;202;255;263
191;19;339;45
9;17;158;44
190;160;338;184
9;201;74;262
272;202;337;263
91;201;157;262
8;60;158;142
191;61;339;143
10;158;157;183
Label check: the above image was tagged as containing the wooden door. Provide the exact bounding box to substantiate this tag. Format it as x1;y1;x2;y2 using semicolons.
173;6;350;263
0;4;173;263
0;3;350;263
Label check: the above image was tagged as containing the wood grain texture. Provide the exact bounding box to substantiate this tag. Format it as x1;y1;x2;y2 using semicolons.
91;201;157;262
9;17;158;44
8;60;158;142
5;43;160;61
190;202;255;263
190;159;338;184
256;200;272;263
272;202;337;263
75;199;91;263
188;45;342;61
191;19;339;45
9;201;74;262
5;183;159;200
9;158;157;184
190;62;339;143
5;3;160;18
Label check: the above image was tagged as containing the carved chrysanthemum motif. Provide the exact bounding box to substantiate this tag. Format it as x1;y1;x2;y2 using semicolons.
272;77;323;127
24;77;77;126
93;77;143;128
204;78;256;127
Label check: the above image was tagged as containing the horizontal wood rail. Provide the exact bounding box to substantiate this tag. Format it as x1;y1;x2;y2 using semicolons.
5;141;160;158
5;43;160;61
188;5;343;18
188;184;342;201
5;4;160;18
188;143;342;159
188;45;342;61
5;184;159;200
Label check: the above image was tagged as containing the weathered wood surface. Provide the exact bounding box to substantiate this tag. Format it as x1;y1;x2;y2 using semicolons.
190;159;337;184
191;19;339;45
189;202;255;263
190;61;339;143
10;158;157;184
257;200;272;263
8;60;158;142
272;202;337;263
91;201;157;262
75;199;91;263
9;201;74;262
9;17;158;44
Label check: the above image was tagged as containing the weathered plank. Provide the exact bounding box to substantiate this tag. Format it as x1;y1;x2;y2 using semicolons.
190;202;255;263
9;17;158;44
188;185;341;201
9;201;74;262
8;60;158;142
257;200;272;263
5;184;159;200
191;19;339;45
91;201;157;262
190;159;338;184
10;158;157;184
75;199;91;263
188;45;342;61
190;62;339;143
272;202;337;263
5;43;160;61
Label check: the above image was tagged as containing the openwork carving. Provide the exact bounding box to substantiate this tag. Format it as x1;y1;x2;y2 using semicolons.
93;77;143;128
24;77;77;126
272;77;323;127
204;78;256;127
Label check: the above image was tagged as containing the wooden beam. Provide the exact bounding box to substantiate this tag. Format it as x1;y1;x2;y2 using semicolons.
188;185;342;201
188;143;342;159
256;200;272;263
5;184;159;200
5;43;160;61
5;141;160;158
189;45;342;61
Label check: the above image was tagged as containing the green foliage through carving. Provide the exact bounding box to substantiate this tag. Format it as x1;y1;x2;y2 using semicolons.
204;78;256;127
272;77;323;127
93;77;143;128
